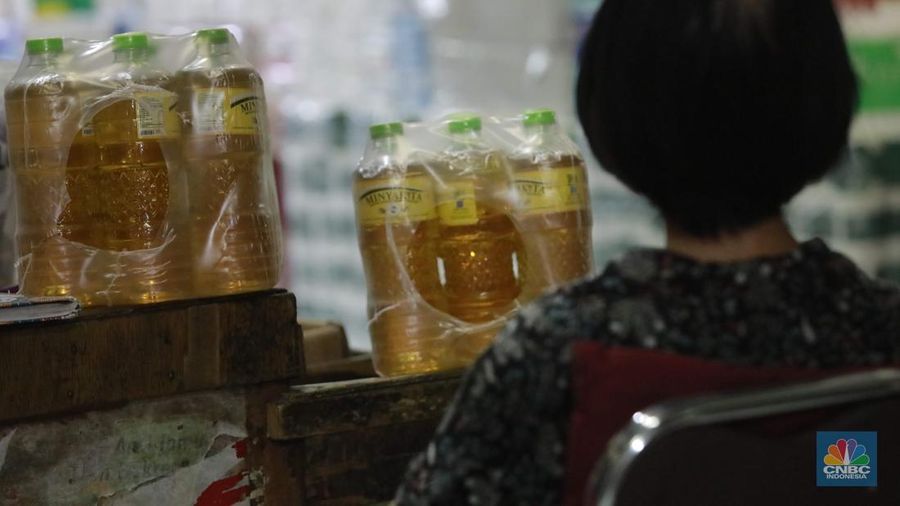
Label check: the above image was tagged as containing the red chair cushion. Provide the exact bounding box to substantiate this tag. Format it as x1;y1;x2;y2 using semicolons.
562;342;841;506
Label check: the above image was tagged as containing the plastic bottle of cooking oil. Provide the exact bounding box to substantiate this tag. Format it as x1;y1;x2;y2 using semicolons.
57;66;101;250
436;115;520;363
5;37;100;300
177;28;280;297
354;122;448;376
93;32;187;303
509;109;593;302
57;114;101;248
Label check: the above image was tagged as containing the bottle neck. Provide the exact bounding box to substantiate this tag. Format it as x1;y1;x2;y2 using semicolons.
201;42;232;61
524;123;558;138
26;53;59;68
113;49;150;64
372;136;401;155
449;129;483;146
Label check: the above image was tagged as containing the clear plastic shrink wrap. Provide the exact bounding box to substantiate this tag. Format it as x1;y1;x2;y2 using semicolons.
354;111;594;376
5;30;282;305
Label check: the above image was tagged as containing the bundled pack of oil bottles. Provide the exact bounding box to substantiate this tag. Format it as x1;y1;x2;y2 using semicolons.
354;112;595;376
5;30;283;305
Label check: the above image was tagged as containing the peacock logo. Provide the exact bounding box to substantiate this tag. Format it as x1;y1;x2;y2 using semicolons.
818;432;877;487
823;438;870;466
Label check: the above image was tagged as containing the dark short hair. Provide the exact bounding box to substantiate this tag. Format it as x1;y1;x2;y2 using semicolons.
577;0;858;236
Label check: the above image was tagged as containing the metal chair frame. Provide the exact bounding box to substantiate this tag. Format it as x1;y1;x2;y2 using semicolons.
588;368;900;506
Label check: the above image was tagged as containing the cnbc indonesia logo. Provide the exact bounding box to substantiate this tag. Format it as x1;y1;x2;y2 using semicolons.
817;432;877;487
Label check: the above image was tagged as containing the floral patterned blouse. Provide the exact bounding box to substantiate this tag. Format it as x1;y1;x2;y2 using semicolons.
394;239;900;505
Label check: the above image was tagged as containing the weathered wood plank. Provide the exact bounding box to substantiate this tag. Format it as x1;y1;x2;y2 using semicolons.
266;370;462;505
302;419;440;503
301;320;377;382
0;289;304;423
305;354;377;384
302;319;350;367
244;382;304;504
268;371;462;440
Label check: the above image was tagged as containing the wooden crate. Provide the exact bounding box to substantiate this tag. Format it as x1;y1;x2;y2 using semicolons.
0;290;304;505
301;319;376;383
267;371;463;505
0;292;462;505
0;289;303;423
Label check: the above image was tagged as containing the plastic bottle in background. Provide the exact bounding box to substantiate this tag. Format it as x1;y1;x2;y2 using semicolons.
177;28;280;297
354;122;448;376
5;37;100;299
436;115;520;362
389;0;433;119
510;109;593;302
93;32;187;303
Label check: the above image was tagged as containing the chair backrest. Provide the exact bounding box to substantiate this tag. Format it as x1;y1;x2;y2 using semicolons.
587;368;900;506
563;343;838;505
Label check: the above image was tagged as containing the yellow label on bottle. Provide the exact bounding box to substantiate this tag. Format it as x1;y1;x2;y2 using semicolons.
192;87;260;135
356;176;437;226
437;180;479;226
135;91;178;139
513;167;589;216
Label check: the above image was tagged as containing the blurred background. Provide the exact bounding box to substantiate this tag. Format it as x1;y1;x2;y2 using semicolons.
0;0;897;349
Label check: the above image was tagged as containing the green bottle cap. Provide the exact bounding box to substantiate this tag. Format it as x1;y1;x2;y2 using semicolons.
369;122;403;140
196;28;231;45
447;115;482;134
112;32;150;51
523;108;557;127
26;38;64;55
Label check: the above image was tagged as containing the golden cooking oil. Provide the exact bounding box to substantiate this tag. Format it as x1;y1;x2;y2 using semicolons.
5;37;101;301
93;32;188;303
177;28;281;297
510;109;593;302
436;115;520;364
354;122;450;376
